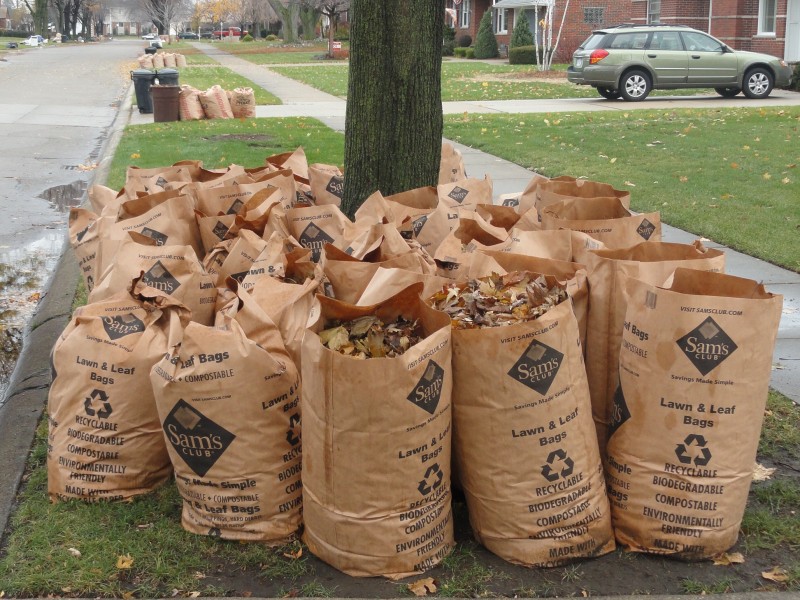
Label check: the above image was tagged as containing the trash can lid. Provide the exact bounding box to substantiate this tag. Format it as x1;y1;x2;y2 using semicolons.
157;68;178;75
131;68;157;79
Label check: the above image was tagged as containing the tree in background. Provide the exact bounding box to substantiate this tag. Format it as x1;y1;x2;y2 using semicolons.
341;0;444;217
473;9;498;58
509;11;533;48
21;0;48;34
318;0;348;55
267;0;299;42
139;0;190;37
298;0;319;39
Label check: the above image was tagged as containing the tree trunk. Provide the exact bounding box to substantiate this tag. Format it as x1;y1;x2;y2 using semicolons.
341;0;444;219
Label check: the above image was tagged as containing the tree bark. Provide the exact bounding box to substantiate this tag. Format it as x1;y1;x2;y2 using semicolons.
341;0;444;219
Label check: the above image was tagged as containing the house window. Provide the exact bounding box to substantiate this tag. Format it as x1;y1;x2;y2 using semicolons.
759;0;777;34
583;7;604;25
459;0;471;29
493;0;508;34
647;0;661;24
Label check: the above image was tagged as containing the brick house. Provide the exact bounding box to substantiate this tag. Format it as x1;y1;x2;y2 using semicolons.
449;0;799;63
0;6;10;30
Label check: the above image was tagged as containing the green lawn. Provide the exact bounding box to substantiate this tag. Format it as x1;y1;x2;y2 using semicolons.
271;61;714;101
444;106;800;271
107;117;344;190
239;51;340;64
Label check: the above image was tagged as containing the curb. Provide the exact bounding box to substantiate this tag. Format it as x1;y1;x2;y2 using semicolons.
0;81;134;545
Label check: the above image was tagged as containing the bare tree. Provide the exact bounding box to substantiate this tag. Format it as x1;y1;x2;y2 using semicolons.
139;0;189;37
319;0;348;56
267;0;299;42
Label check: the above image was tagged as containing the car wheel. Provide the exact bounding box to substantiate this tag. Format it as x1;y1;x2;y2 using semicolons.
743;68;774;99
619;70;651;102
715;87;741;98
596;87;621;100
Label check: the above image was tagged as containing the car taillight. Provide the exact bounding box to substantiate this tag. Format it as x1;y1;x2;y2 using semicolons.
590;49;609;64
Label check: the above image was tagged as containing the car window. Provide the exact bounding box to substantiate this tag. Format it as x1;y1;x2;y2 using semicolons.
681;31;725;52
579;33;606;50
648;31;683;51
608;33;649;50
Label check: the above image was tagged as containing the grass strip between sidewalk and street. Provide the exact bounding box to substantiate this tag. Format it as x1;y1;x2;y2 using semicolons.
444;106;800;272
174;66;282;105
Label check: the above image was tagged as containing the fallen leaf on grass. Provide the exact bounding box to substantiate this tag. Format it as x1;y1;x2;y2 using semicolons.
762;567;789;582
68;547;81;557
136;522;153;530
624;181;636;187
679;176;688;183
116;554;134;569
763;172;772;180
283;547;303;560
408;577;437;596
753;463;776;482
241;592;253;598
712;551;745;566
782;177;791;184
122;592;135;600
188;592;201;598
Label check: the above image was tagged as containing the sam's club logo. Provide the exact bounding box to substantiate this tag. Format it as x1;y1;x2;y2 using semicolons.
407;361;445;415
508;340;563;395
163;400;236;477
101;314;146;340
676;317;737;376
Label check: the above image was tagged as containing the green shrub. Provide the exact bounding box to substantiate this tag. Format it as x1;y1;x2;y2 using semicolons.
465;47;475;59
442;39;455;56
265;34;278;41
444;23;456;42
791;63;800;91
241;33;254;42
509;45;541;65
474;11;498;59
454;47;467;57
510;15;534;48
457;34;472;48
0;29;32;38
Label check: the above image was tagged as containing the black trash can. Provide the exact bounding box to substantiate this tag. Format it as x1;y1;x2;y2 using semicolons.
144;46;158;55
131;69;157;114
156;68;179;86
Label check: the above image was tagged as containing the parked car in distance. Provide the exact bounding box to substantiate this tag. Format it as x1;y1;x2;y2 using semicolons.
212;26;243;39
141;33;157;40
177;31;199;39
22;35;45;46
199;30;213;39
567;23;793;101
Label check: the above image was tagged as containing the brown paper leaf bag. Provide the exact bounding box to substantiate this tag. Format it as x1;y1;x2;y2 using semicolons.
441;284;614;566
582;241;726;454
150;296;302;542
48;284;182;502
606;268;782;559
301;285;454;578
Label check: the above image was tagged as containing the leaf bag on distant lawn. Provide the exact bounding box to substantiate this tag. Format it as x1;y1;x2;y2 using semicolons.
428;274;614;567
47;283;180;502
301;285;454;578
150;291;302;542
606;269;782;559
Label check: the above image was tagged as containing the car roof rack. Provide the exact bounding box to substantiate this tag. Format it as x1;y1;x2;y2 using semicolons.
606;23;692;29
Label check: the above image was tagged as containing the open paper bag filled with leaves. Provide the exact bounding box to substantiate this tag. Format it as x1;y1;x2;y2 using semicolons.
427;273;615;567
301;284;454;578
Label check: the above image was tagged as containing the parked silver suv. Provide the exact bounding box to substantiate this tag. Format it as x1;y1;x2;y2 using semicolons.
567;24;793;101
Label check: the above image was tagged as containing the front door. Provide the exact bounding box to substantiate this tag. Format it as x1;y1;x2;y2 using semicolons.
787;0;800;62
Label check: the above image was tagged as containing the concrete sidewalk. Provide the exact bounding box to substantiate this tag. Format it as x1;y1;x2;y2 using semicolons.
129;46;800;403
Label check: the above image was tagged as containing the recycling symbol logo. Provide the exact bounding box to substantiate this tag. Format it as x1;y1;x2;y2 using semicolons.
140;227;168;246
447;186;469;204
417;463;444;496
675;433;712;466
541;448;574;482
637;218;656;240
212;220;229;240
286;412;301;447
84;388;112;419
